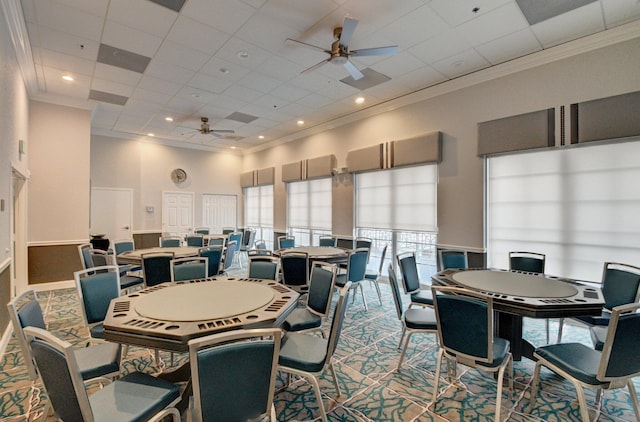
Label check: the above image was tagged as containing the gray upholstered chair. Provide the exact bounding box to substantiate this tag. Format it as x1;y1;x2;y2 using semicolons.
91;249;143;293
221;240;238;274
280;251;310;294
199;245;223;276
277;282;351;422
141;252;174;287
509;251;550;343
159;236;181;247
185;234;205;247
354;237;372;263
188;328;282;422
247;256;280;280
170;257;208;282
7;290;121;382
113;238;135;255
387;265;437;370
222;227;236;235
23;327;180;422
277;235;295;249
557;262;640;343
319;235;337;247
254;239;267;250
431;286;513;420
530;302;640;421
397;251;434;308
208;236;226;247
282;261;337;336
228;232;243;266
74;266;122;343
78;243;95;271
438;248;468;270
363;243;387;305
194;227;210;235
335;248;370;311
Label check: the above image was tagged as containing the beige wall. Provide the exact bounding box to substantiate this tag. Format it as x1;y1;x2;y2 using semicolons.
91;136;243;231
243;37;640;250
28;101;91;243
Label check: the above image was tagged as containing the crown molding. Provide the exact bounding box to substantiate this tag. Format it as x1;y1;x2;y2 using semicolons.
1;0;38;97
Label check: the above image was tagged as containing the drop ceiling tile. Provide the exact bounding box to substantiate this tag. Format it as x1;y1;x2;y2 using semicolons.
409;28;472;64
92;109;119;129
56;0;109;17
90;89;129;106
252;94;289;110
602;0;640;27
370;51;425;78
122;99;160;117
174;86;219;105
102;21;164;57
32;25;100;60
531;2;604;48
475;28;542;65
42;65;91;97
260;0;341;32
166;16;230;55
457;2;530;47
130;88;173;106
223;83;265;102
107;0;178;38
316;78;360;100
241;0;267;9
255;56;305;83
154;40;211;71
237;103;275;118
181;0;256;35
39;49;95;77
428;0;513;27
270;84;311;102
187;73;234;94
214;37;273;69
341;0;427;35
431;48;491;78
237;72;283;94
200;58;252;82
137;75;182;96
394;65;447;91
375;4;449;48
20;0;37;23
93;62;142;86
33;0;105;41
91;77;135;97
145;60;195;85
234;12;301;52
362;78;413;99
296;92;335;108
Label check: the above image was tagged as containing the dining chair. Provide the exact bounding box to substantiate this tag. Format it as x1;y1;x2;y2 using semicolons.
557;262;640;343
159;236;182;247
170;257;208;282
509;251;550;343
530;302;640;422
282;261;337;336
240;229;256;252
199;245;223;276
7;290;121;382
277;282;351;422
363;243;387;305
91;249;143;293
113;238;135;255
77;243;95;271
438;248;469;270
397;251;434;308
254;239;267;250
319;235;337;247
247;248;272;257
248;255;280;280
185;234;204;247
431;285;513;420
335;248;369;310
221;240;237;274
194;227;210;235
222;227;236;235
277;235;295;249
228;232;243;266
188;328;282;422
23;327;180;422
280;251;310;294
355;237;372;263
141;252;175;287
208;236;226;247
387;265;437;370
74;266;122;343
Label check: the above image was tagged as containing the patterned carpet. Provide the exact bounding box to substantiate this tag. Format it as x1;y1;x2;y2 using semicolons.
1;274;639;421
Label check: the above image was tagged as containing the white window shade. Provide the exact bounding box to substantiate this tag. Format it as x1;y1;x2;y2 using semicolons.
244;185;273;228
356;165;437;232
487;139;640;282
287;178;332;230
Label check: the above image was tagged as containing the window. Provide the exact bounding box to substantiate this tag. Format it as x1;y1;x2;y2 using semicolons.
244;185;273;249
487;139;640;282
287;178;332;246
355;165;438;278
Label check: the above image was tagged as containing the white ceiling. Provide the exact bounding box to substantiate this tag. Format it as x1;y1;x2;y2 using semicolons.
16;0;640;152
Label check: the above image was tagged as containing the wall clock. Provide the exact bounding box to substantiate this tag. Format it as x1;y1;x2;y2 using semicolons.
170;168;187;184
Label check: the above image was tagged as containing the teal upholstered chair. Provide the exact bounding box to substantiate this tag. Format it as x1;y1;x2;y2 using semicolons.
90;249;143;293
221;240;237;274
397;251;434;308
240;229;256;252
24;327;180;422
188;328;282;422
319;235;337;247
557;262;640;343
254;239;267;250
277;235;295;249
228;232;243;266
78;243;95;271
283;261;337;336
74;266;122;342
438;248;468;270
141;252;174;287
194;227;209;235
160;236;181;247
335;248;369;310
363;243;387;305
208;236;226;247
431;286;513;420
248;256;280;280
186;234;205;247
199;245;223;276
222;227;236;235
509;251;550;343
280;251;310;294
170;257;208;282
354;237;372;263
7;290;121;383
530;302;640;421
388;265;437;370
113;238;135;255
277;282;351;422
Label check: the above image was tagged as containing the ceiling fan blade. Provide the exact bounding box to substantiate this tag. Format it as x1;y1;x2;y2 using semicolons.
301;58;331;75
285;38;330;54
350;45;398;57
339;16;359;48
211;129;234;134
343;60;364;80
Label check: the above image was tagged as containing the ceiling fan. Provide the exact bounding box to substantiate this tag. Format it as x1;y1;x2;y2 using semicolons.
196;117;235;138
286;16;398;80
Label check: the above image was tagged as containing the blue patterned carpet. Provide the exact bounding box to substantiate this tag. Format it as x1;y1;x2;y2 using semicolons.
1;276;639;421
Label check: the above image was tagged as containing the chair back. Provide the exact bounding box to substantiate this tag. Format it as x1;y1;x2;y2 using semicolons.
325;283;352;364
228;232;243;252
307;262;337;317
75;266;121;326
509;251;545;273
23;327;92;421
387;264;405;322
208;236;225;247
319;236;337;247
222;227;236;235
223;241;237;271
278;235;295;249
397;252;420;294
186;235;204;247
194;227;210;235
597;302;640;382
248;257;280;280
142;252;174;287
160;236;181;247
241;229;256;249
375;244;388;275
432;286;495;365
601;262;640;310
188;328;282;422
254;240;267;250
113;239;135;255
248;249;272;257
355;237;372;263
438;249;468;270
7;290;46;379
199;246;223;276
90;249;110;267
78;243;94;270
344;248;368;284
280;251;309;289
171;257;208;282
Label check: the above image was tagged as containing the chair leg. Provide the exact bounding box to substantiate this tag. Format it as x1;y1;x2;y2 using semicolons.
627;379;640;421
329;361;342;397
358;283;368;311
529;362;542;410
397;331;413;371
545;319;550;344
432;348;444;403
571;379;591;422
557;318;565;343
397;327;407;350
494;354;511;422
372;279;382;305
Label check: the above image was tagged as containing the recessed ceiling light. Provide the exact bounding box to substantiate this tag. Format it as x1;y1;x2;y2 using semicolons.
62;75;74;81
237;51;249;59
258;135;265;139
147;133;154;137
165;117;173;122
355;96;365;104
297;120;304;126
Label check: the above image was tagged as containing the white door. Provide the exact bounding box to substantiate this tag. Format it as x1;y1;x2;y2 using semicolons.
163;191;194;237
91;188;133;243
202;194;237;233
11;169;28;296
